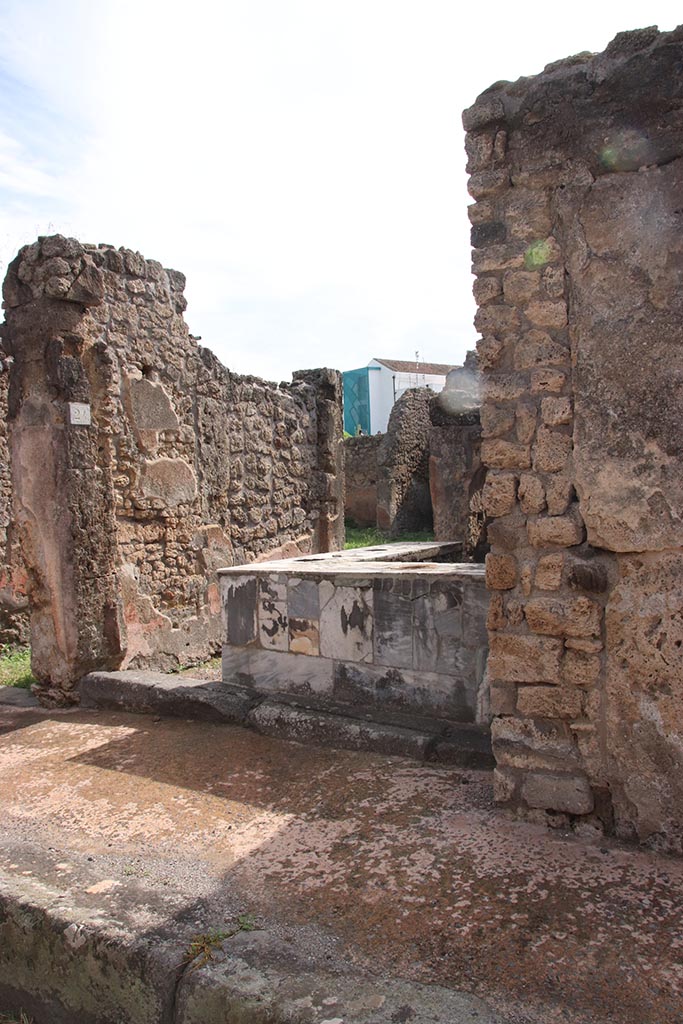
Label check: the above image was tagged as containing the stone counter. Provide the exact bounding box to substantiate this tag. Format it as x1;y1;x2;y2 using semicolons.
218;544;489;729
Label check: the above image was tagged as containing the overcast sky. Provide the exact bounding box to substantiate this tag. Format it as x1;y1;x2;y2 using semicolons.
1;1;680;382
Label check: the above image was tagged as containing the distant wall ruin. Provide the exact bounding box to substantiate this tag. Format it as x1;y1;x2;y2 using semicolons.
466;25;683;851
429;360;485;558
345;372;485;558
344;434;381;528
376;387;434;536
1;236;344;704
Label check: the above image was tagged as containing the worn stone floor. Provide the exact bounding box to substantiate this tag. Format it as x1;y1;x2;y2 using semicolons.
1;704;682;1023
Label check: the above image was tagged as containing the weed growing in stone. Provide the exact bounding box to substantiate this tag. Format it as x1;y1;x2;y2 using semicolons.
0;646;35;689
0;1012;34;1024
181;914;257;971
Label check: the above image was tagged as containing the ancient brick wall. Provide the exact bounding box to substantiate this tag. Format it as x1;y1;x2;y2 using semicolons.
465;26;683;850
376;387;433;536
1;236;343;703
344;434;381;528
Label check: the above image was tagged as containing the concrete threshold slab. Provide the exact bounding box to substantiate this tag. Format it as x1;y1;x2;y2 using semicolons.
79;670;494;769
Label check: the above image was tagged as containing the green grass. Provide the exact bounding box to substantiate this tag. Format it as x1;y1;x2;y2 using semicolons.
0;646;35;689
0;1012;35;1024
344;525;434;549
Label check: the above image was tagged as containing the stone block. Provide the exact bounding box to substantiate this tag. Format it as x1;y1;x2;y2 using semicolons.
476;335;506;370
467;168;510;199
258;578;288;651
472;243;526;274
289;617;320;656
541;396;573;426
462;95;505;131
527;510;585;548
517;685;583;719
545;476;574;516
139;457;197;507
465;130;495;172
319;585;373;663
491;715;579;770
484;372;528;402
535;554;564;590
373;578;414;668
515;401;537;444
223;576;258;647
471;221;507;248
522;772;594;815
524;596;602;638
562;649;602;687
333;660;475;722
482;472;517;517
474;303;520;336
485;553;517;590
468;198;495;224
288;578;320;619
480;402;515;438
503;270;539;306
525;300;568;329
542;264;565;299
413;587;466;675
490;682;517;715
530;368;567;393
533;427;572;473
487;593;507;631
502;189;553;240
488;634;563;684
481;439;531;471
473;275;503;305
222;645;334;696
518;473;546;515
514;330;569;370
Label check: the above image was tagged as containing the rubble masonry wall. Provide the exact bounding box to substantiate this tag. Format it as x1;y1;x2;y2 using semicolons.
466;25;683;850
1;236;344;703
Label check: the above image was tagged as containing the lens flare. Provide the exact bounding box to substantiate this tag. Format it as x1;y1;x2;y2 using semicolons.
525;239;553;270
600;129;650;171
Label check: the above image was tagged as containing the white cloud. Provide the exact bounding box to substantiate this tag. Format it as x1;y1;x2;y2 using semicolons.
1;0;681;378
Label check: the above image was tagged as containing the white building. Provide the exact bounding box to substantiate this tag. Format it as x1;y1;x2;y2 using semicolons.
343;357;456;435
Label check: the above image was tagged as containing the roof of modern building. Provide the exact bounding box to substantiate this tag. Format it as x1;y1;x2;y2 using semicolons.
372;358;457;375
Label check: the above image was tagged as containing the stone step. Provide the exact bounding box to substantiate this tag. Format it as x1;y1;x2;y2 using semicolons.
79;670;494;768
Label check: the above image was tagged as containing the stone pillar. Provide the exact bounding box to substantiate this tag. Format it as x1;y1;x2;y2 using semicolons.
465;26;683;850
2;238;122;704
292;368;345;553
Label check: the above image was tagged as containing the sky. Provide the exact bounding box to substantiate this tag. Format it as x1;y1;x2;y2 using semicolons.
1;1;681;383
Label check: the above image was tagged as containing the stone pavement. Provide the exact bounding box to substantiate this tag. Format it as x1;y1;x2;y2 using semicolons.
0;703;681;1023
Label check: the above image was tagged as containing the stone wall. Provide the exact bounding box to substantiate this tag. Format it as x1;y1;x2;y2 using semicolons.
1;236;344;704
429;358;486;559
343;434;381;528
465;26;683;851
0;360;28;644
376;387;433;535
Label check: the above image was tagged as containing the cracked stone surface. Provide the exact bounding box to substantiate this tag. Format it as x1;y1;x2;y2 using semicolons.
0;704;681;1023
